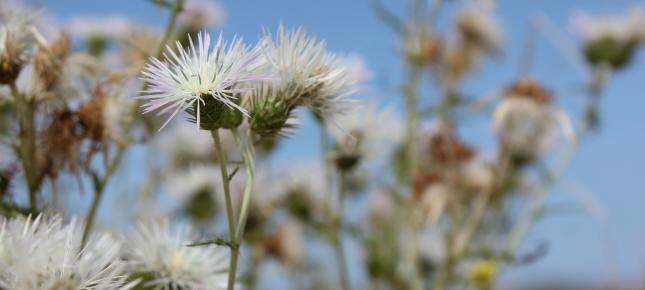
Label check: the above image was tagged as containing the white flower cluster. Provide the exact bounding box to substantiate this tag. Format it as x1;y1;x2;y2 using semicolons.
572;8;645;45
0;215;133;290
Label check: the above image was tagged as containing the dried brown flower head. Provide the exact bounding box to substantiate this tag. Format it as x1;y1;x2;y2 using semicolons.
442;46;475;85
34;34;71;92
428;133;475;166
412;170;443;197
503;78;553;105
262;222;302;267
78;86;107;141
44;110;84;175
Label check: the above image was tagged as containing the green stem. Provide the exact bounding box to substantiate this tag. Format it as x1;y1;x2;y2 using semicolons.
318;118;334;213
211;130;238;290
153;0;184;59
132;0;183;122
233;129;255;241
224;128;256;290
10;81;39;212
211;130;237;240
403;65;422;180
81;147;124;247
332;171;350;290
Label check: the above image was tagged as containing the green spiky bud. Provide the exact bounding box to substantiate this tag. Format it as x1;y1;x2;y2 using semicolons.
176;26;201;48
86;34;108;58
333;154;361;172
249;95;294;138
584;36;638;70
187;93;244;130
183;186;218;221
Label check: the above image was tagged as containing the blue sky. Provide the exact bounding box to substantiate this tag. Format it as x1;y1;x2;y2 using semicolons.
38;0;645;287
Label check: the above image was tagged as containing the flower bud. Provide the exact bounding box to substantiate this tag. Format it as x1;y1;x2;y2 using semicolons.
249;95;294;138
187;93;243;130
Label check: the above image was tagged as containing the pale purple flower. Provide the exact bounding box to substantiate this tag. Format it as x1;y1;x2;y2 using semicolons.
139;32;264;130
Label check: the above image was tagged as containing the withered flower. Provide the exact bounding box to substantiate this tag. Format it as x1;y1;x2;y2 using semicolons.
33;33;71;92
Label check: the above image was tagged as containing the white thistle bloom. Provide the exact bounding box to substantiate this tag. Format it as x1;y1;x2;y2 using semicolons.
327;102;401;161
261;24;363;115
140;32;264;130
493;96;574;159
156;122;237;169
456;8;502;54
65;15;132;39
571;8;645;45
103;89;135;145
166;165;221;201
179;0;226;29
263;220;304;267
126;220;229;290
0;215;133;290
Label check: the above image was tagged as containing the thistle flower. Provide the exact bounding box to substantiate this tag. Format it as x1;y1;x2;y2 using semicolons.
456;8;502;55
260;24;363;117
66;15;131;57
120;26;163;64
0;215;133;290
272;164;327;223
0;7;34;84
103;88;136;145
327;102;401;171
262;220;304;267
403;29;443;66
140;32;264;130
165;165;221;221
126;220;229;290
179;0;225;30
33;33;71;92
243;80;300;138
155;122;238;171
572;8;645;69
493;78;574;162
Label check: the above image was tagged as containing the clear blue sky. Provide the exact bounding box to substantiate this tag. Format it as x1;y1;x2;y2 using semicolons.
37;0;645;287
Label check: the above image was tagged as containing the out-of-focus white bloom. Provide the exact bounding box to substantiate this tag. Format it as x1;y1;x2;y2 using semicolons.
493;87;574;159
103;89;135;145
328;102;401;161
263;220;304;267
367;189;397;222
456;8;502;54
261;24;363;115
65;15;131;39
126;220;229;290
120;26;162;64
571;8;645;44
179;0;225;29
267;163;328;221
461;158;494;193
0;215;133;290
417;228;445;264
0;7;34;84
140;32;264;130
166;164;221;200
155;122;237;169
417;182;451;224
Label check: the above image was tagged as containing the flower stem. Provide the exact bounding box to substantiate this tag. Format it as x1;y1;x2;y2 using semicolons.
232;129;255;241
403;65;422;180
81;147;124;247
211;129;239;290
81;146;125;248
211;130;237;240
333;171;350;290
10;81;39;212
